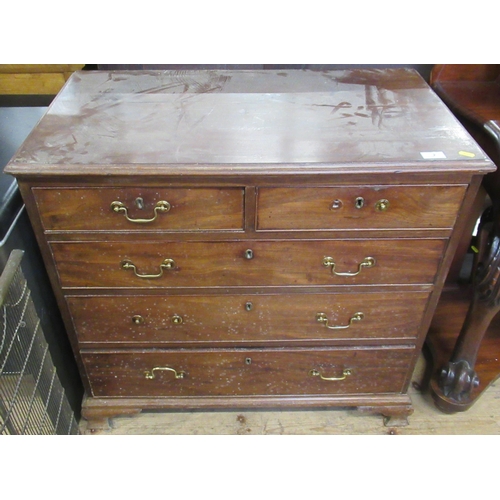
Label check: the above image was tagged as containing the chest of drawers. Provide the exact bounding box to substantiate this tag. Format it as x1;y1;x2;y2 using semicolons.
5;69;495;430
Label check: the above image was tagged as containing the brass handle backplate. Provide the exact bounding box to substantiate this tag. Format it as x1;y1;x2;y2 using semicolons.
330;199;343;210
121;258;176;279
132;315;144;325
316;312;364;330
144;366;185;380
375;199;390;211
323;256;375;276
111;200;171;223
309;368;352;381
172;314;183;325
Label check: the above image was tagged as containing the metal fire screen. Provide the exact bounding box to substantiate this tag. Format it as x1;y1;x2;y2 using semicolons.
0;249;79;434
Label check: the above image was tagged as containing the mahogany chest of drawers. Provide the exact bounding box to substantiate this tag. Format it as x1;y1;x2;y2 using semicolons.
5;69;495;429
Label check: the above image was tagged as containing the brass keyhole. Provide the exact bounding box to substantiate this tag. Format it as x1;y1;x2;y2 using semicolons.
355;197;365;209
245;249;254;260
245;357;252;365
135;197;145;209
245;302;253;311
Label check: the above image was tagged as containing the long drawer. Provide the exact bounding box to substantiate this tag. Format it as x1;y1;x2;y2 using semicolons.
257;185;466;230
68;291;430;345
82;347;414;398
33;187;245;231
51;238;446;288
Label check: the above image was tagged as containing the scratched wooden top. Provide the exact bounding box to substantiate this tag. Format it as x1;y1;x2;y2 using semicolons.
5;68;496;177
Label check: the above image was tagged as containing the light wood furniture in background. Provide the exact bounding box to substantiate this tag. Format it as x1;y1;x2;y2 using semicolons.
5;69;494;432
0;64;84;95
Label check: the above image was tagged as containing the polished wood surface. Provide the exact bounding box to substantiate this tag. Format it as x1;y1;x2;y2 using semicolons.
431;64;500;124
68;291;430;346
33;187;245;231
257;185;466;231
82;347;414;398
5;69;494;429
50;238;445;288
6;69;491;172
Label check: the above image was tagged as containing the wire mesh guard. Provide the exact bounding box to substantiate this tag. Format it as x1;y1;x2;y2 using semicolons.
0;250;79;435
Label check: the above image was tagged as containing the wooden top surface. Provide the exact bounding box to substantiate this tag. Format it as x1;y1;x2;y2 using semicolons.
5;69;496;177
433;80;500;125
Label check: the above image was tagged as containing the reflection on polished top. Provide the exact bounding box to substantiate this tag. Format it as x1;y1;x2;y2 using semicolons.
5;68;496;175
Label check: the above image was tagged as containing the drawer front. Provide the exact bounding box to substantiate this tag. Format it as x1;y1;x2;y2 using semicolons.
82;347;414;398
33;187;245;231
68;291;430;345
51;238;446;288
257;185;466;230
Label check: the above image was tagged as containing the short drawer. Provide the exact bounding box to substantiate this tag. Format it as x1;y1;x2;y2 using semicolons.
68;291;430;345
33;187;244;231
51;238;446;288
257;185;466;230
82;347;414;398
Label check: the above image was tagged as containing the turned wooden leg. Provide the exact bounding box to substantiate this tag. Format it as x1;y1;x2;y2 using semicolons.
436;215;500;411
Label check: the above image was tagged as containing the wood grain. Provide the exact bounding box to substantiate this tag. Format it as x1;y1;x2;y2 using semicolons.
78;353;500;434
50;238;446;289
81;346;414;398
6;69;494;428
67;291;430;346
257;185;466;231
0;64;83;94
4;69;494;173
33;187;245;231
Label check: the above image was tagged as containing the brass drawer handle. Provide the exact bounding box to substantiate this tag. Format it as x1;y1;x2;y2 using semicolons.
309;368;352;381
316;311;364;329
133;314;183;325
121;258;175;279
110;200;171;223
144;366;185;380
323;256;375;276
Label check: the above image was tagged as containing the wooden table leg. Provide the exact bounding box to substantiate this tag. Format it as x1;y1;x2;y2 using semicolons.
429;214;500;412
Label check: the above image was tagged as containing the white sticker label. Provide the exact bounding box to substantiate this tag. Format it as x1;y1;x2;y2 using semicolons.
420;151;446;159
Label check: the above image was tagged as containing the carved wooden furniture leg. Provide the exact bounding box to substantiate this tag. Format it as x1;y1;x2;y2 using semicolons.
433;212;500;412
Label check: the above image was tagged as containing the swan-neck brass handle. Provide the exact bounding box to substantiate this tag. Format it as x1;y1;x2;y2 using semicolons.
144;366;185;380
316;312;364;329
111;200;171;223
121;258;175;279
132;314;183;325
309;368;352;381
323;256;375;276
